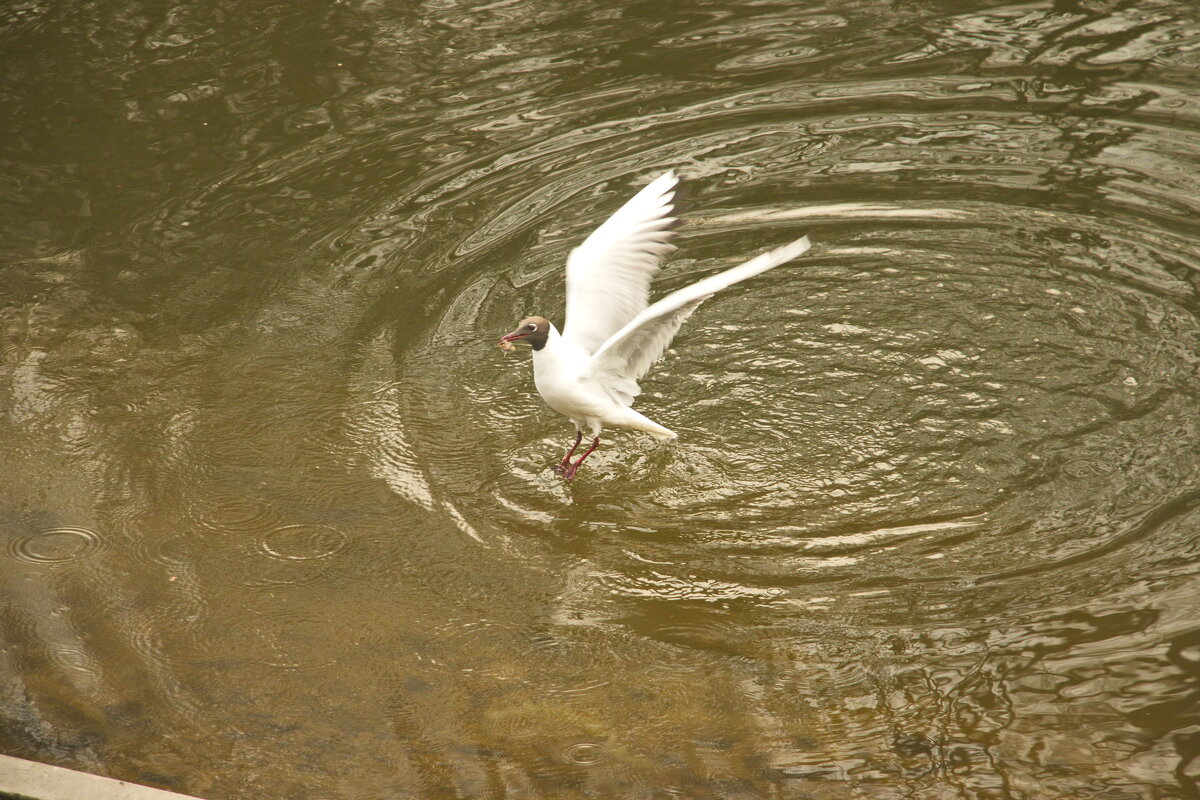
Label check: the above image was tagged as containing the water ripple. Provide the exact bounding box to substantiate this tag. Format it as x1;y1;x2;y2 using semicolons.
257;524;348;562
7;526;103;565
562;741;605;765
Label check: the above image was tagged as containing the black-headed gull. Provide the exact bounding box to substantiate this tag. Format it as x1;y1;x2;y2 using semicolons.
499;171;811;480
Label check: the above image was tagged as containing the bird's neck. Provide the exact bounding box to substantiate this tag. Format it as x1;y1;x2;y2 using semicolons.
531;323;582;372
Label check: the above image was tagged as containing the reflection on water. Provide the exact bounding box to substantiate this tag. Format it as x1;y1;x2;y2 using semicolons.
3;0;1200;797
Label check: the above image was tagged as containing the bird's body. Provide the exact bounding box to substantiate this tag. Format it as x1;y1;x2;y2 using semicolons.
531;323;677;441
499;170;811;479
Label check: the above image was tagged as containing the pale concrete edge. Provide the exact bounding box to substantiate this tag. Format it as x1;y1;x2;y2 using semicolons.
1;789;39;800
0;754;206;800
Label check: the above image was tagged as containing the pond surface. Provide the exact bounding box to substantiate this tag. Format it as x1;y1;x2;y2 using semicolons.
3;1;1200;798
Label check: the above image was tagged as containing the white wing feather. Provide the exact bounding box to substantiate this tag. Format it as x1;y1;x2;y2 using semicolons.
588;235;812;405
562;171;682;355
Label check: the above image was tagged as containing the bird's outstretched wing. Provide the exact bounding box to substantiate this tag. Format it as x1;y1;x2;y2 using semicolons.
562;171;683;355
587;235;812;405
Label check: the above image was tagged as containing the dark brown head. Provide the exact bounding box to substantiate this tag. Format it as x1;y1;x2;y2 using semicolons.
499;316;551;351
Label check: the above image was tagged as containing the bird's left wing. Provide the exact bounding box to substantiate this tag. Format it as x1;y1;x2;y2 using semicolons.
562;171;683;355
587;235;812;405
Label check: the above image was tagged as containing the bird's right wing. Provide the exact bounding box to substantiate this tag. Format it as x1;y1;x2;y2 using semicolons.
587;235;812;405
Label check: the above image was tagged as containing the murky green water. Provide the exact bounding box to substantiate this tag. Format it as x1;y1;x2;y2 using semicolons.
3;1;1200;797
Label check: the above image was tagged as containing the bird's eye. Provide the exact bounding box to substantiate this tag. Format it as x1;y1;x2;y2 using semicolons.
527;323;538;331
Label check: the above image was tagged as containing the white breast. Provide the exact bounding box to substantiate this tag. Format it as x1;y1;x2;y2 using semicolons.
530;327;614;423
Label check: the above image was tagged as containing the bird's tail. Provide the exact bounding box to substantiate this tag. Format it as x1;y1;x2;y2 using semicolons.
622;409;677;441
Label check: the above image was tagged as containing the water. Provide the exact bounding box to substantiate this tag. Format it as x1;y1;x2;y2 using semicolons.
2;1;1200;797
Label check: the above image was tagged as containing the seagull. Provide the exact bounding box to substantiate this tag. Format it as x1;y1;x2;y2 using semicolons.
498;170;811;480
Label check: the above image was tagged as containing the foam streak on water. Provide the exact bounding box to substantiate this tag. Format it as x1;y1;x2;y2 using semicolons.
2;0;1200;797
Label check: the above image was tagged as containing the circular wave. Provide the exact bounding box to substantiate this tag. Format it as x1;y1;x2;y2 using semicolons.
386;191;1200;614
7;525;104;565
258;524;348;562
321;46;1200;633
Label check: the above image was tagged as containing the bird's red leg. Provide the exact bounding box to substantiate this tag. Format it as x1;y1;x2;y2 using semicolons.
552;431;583;475
562;437;600;481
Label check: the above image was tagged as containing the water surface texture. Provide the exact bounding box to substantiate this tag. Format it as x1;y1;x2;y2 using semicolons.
3;1;1200;798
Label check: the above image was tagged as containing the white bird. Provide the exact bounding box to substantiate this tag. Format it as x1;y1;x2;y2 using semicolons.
499;170;811;480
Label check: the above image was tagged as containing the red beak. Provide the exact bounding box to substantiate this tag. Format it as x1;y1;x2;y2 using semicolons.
499;330;528;344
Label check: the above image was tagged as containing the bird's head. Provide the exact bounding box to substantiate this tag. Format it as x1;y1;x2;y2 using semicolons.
499;316;551;352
